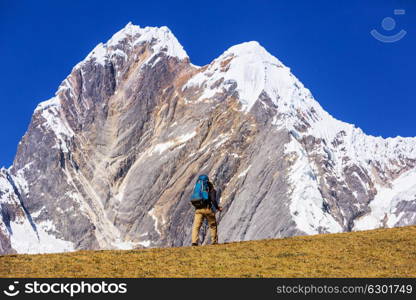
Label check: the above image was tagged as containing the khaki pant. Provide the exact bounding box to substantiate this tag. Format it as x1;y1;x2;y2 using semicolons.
191;207;218;245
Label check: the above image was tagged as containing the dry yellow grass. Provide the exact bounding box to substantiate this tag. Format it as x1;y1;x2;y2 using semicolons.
1;226;415;278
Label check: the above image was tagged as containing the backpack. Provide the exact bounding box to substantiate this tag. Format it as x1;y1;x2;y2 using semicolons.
190;174;210;209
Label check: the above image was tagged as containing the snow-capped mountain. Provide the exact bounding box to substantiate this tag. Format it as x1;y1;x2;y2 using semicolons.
1;23;415;254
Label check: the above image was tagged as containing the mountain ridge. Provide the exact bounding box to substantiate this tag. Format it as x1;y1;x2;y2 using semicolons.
1;23;415;255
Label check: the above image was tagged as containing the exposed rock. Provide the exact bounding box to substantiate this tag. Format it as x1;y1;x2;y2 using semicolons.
1;23;416;254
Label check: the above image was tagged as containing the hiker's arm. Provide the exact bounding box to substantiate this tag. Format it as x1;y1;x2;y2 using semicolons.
212;189;222;211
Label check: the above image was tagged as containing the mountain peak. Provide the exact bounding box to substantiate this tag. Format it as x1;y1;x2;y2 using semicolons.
79;23;188;67
221;41;283;68
185;40;293;111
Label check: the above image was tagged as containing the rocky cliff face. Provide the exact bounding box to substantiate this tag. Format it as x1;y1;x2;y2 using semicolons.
1;23;416;254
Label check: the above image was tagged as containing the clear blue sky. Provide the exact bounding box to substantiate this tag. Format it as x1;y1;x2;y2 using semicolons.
0;0;415;167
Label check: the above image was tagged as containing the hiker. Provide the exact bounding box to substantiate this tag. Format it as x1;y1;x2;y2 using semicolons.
190;175;222;246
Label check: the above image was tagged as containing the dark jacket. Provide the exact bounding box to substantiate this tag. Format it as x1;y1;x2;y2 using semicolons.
207;182;219;210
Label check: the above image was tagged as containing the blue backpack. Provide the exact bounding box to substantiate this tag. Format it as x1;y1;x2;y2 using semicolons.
190;174;210;209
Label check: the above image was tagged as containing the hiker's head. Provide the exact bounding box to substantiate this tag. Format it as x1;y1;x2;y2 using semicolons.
198;174;209;181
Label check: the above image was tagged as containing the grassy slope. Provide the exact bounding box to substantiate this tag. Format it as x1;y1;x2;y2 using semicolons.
1;226;415;278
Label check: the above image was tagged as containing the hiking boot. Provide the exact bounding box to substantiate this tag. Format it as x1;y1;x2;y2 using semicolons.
192;243;198;246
